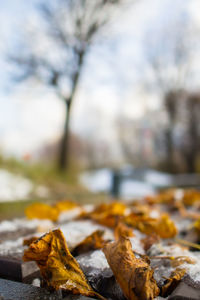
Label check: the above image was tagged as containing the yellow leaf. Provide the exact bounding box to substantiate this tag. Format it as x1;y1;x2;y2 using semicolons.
72;230;105;256
89;202;127;228
156;214;177;238
23;229;105;300
170;256;195;268
25;203;59;222
183;189;200;206
114;222;134;240
103;236;160;300
161;268;186;297
125;213;177;238
55;200;79;212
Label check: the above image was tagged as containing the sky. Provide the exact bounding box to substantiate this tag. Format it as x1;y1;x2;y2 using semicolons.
0;0;200;158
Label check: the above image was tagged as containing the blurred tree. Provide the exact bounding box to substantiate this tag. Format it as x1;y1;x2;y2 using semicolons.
181;92;200;172
10;0;123;170
141;10;200;172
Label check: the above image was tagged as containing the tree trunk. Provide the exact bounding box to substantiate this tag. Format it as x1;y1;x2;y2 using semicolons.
59;100;72;170
164;91;177;173
165;127;174;173
184;98;199;173
58;49;85;170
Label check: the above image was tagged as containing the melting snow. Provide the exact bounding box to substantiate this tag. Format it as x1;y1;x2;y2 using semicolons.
58;207;83;222
60;220;113;249
0;218;53;233
130;229;146;254
77;250;109;270
0;169;33;202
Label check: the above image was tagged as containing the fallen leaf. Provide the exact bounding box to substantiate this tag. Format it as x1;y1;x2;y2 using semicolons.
103;236;159;300
23;236;38;246
125;214;177;238
25;203;59;222
161;268;186;297
141;234;160;252
156;214;177;238
170;256;195;268
182;189;200;206
114;222;134;240
55;200;79;212
89;202;126;228
72;230;105;256
145;189;176;205
23;229;105;300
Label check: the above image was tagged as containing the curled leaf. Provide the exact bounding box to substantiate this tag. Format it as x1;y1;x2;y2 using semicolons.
182;189;200;206
114;222;134;240
161;268;186;297
23;229;105;300
125;213;177;238
23;236;38;246
72;230;105;256
103;236;159;300
170;256;195;268
89;202;127;228
145;189;176;205
141;234;160;252
156;215;177;238
25;203;59;222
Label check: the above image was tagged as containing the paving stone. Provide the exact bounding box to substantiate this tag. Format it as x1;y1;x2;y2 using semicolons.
0;279;61;300
0;255;40;283
77;252;125;300
62;296;98;300
168;281;200;300
0;228;36;243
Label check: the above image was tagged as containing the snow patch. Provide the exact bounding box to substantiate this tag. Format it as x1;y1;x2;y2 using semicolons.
0;169;33;202
60;220;113;249
77;250;109;270
0;218;53;233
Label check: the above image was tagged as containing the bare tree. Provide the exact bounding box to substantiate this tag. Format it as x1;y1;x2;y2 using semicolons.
10;0;124;170
141;8;200;172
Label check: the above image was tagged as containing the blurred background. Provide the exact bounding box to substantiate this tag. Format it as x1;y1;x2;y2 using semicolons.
0;0;200;218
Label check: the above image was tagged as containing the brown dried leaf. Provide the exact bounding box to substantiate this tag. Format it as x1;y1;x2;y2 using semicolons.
72;230;105;256
182;189;200;206
114;222;134;240
23;229;105;300
125;213;177;238
161;268;186;297
141;234;160;252
23;236;38;246
170;256;195;268
25;203;59;222
89;202;127;228
145;189;176;205
156;214;177;238
103;236;160;300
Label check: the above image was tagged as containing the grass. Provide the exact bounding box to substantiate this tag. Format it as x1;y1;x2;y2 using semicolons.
0;192;110;221
0;153;111;220
0;199;35;220
0;154;79;186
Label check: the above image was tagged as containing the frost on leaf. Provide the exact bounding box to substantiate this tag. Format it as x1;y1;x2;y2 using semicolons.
23;229;105;300
103;236;160;300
